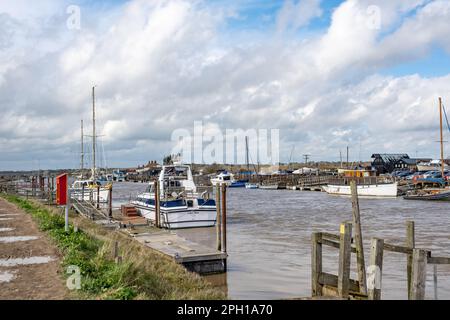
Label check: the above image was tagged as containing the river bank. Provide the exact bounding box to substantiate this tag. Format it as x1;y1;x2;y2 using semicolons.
0;195;225;300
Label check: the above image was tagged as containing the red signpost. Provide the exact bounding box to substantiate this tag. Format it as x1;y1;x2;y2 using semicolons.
56;173;69;232
56;174;68;205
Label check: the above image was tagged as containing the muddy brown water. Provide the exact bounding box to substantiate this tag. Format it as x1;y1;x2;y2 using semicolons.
112;182;450;300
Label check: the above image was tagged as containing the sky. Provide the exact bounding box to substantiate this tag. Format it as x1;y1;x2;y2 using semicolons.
1;0;450;170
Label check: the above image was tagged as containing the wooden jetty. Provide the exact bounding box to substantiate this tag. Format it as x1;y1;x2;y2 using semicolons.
125;228;227;274
71;183;229;275
311;181;450;300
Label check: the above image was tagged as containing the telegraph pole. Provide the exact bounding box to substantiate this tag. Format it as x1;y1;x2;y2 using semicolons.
303;154;311;166
92;86;96;180
346;146;349;169
81;120;84;178
439;97;445;179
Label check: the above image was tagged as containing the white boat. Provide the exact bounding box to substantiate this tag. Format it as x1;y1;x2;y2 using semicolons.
71;179;110;203
245;183;259;189
322;182;398;197
259;184;279;190
131;164;217;229
113;170;126;182
210;171;233;186
417;160;448;172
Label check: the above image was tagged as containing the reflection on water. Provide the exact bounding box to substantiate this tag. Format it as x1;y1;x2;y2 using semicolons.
112;182;450;300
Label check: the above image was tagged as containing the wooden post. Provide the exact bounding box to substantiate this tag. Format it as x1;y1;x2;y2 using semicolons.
155;180;160;228
338;222;352;299
108;185;113;218
96;186;100;209
433;264;438;300
406;221;415;300
350;180;367;295
216;184;222;251
113;241;122;264
51;176;54;203
311;232;323;297
82;184;85;202
410;249;427;300
368;238;384;300
221;185;227;254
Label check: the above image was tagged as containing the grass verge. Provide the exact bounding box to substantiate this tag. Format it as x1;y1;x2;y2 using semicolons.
1;194;226;300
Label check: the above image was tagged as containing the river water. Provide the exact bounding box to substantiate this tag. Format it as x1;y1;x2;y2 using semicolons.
112;182;450;300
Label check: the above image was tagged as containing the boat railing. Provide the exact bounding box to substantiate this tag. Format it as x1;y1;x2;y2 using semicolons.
328;176;394;186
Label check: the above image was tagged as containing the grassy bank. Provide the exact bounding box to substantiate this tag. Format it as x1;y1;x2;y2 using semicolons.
1;195;226;300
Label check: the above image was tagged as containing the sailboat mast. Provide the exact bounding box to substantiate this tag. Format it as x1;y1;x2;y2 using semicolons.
81;120;84;177
245;136;250;171
92;86;96;180
439;97;445;179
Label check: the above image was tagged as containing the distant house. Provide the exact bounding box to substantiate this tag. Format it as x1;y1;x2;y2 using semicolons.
371;154;410;174
394;158;422;171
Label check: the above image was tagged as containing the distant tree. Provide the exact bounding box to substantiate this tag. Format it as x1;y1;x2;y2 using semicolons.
163;155;173;165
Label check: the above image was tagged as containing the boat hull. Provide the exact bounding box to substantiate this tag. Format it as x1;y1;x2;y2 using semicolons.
322;183;398;197
404;190;450;201
131;201;217;229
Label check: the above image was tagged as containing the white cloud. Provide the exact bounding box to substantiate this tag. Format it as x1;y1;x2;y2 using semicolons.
276;0;323;33
1;0;450;170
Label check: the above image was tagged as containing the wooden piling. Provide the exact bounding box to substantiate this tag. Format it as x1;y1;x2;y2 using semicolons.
96;186;100;209
311;232;323;297
216;184;222;251
155;180;160;228
406;221;415;299
368;238;384;300
350;180;367;295
338;222;352;299
221;185;227;254
108;185;113;218
113;241;122;264
411;249;427;300
434;264;438;300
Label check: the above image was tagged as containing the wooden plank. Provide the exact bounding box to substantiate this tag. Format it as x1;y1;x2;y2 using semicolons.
427;256;450;265
350;180;367;295
406;221;415;300
384;243;413;254
338;222;352;299
411;249;427;300
368;238;384;300
322;232;354;243
312;233;323;296
319;272;360;293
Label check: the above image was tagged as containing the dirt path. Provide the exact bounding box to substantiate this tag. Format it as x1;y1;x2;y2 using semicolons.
0;197;68;299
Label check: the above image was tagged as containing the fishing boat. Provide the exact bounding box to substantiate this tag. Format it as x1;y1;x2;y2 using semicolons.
131;164;217;229
322;168;398;197
322;182;398;197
